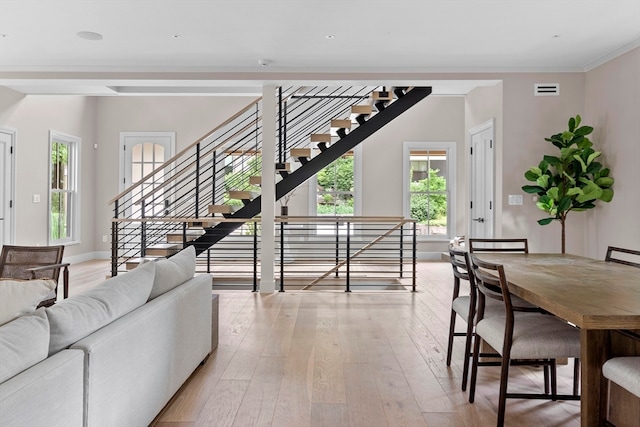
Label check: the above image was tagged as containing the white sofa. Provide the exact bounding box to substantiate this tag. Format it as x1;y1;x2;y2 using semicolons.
0;246;217;427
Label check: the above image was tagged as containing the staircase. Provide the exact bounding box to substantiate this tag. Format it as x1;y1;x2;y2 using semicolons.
109;86;432;275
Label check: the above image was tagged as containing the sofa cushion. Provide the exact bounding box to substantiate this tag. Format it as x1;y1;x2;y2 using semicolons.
0;308;50;383
148;245;196;300
0;279;56;325
46;261;155;355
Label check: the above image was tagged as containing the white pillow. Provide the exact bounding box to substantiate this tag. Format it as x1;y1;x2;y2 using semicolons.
46;261;155;355
148;245;196;300
0;308;50;383
0;279;57;325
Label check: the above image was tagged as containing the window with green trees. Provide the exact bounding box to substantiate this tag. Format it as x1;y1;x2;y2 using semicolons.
316;153;354;216
408;149;449;236
50;132;79;243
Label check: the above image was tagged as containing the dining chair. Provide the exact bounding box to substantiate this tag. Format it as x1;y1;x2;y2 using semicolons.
0;245;70;307
468;238;528;254
605;246;640;268
468;255;581;427
602;330;640;427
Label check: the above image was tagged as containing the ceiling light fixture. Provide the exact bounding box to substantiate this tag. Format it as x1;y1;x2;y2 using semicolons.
552;34;561;38
172;34;181;39
258;59;271;67
77;31;103;41
325;35;335;39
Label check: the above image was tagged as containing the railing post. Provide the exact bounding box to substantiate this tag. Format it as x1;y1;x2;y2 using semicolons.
207;248;211;274
111;201;119;277
253;221;259;292
412;221;417;292
195;143;200;218
212;150;217;205
335;221;340;278
279;219;285;292
141;200;146;257
400;222;404;278
278;87;283;164
345;221;351;292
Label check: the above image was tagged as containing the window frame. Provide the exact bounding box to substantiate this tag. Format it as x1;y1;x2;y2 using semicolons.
48;131;80;245
402;141;456;241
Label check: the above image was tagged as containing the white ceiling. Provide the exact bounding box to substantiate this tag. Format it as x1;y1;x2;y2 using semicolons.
0;0;639;95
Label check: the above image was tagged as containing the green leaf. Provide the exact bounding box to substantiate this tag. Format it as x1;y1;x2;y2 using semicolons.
596;177;614;187
599;168;610;177
566;188;583;197
562;171;576;185
561;130;574;143
536;174;550;188
599;188;614;202
538;159;549;172
538;217;554;225
543;155;562;167
522;185;544;194
575;115;582;127
557;196;571;212
576;178;603;203
568;117;576;132
587;151;601;165
586;161;602;175
560;147;579;160
546;187;559;201
573;155;587;173
574;125;594;137
524;170;538;181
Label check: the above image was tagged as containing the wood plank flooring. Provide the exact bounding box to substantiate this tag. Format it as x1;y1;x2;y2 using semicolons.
68;260;580;427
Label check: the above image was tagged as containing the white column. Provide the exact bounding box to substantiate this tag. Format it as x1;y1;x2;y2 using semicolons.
260;86;276;293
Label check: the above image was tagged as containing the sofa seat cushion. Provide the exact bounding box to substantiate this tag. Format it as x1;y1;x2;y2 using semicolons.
0;279;56;325
149;245;196;300
46;261;155;355
0;308;50;383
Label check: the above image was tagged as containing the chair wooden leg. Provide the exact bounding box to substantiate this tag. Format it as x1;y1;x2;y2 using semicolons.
469;331;483;403
573;358;580;396
497;351;511;427
550;359;558;401
446;308;457;367
461;321;475;391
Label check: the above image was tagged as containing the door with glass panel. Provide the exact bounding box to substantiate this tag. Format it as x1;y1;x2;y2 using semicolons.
119;132;175;219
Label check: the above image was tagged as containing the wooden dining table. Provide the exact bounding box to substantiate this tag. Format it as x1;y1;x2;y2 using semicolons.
473;253;640;427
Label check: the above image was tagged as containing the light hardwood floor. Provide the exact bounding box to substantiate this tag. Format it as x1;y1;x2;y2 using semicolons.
69;261;580;427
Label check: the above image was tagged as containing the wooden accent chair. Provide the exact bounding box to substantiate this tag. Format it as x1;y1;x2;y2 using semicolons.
605;246;640;268
0;245;70;307
468;255;581;427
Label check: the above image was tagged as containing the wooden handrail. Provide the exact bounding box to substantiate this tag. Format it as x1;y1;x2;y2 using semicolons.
108;96;262;205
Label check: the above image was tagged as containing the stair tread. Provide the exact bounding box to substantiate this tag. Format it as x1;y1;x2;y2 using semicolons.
372;90;394;101
311;134;332;143
147;243;181;249
228;190;260;199
275;162;291;171
351;105;372;114
290;148;312;158
208;204;240;214
330;119;352;129
249;176;262;185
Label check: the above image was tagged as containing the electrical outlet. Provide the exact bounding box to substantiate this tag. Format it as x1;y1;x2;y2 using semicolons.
508;195;523;205
33;194;41;203
102;235;108;243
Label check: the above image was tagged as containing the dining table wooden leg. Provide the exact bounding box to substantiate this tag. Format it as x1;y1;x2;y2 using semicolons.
580;329;610;427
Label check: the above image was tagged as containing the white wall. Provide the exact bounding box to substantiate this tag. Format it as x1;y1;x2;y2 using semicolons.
585;47;640;258
0;87;97;260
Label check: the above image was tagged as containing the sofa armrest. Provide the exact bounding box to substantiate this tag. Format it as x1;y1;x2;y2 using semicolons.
0;349;84;427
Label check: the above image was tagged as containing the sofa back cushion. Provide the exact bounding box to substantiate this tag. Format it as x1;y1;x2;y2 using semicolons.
0;308;50;383
0;279;56;325
148;246;196;300
46;261;155;355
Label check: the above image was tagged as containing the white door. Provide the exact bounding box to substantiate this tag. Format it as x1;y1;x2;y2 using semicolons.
0;129;15;246
119;132;175;218
469;121;494;239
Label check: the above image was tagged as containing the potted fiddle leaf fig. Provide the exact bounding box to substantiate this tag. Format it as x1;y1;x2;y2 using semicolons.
522;115;614;253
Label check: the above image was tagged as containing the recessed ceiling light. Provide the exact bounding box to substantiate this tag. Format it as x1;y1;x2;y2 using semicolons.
77;31;103;41
172;34;181;39
552;34;561;38
1;34;7;38
326;35;335;40
258;59;271;67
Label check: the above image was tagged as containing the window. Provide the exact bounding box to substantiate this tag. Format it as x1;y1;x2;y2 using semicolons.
49;131;80;244
403;142;455;239
316;152;355;216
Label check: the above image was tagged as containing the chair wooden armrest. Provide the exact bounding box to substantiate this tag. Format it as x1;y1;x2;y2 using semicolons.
25;263;70;299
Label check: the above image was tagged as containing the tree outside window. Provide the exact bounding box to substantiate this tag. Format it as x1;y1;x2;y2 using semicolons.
409;150;448;236
49;132;79;243
316;154;354;216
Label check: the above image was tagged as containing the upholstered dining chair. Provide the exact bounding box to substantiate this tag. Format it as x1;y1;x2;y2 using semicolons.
602;330;640;427
605;246;640;268
0;245;69;307
446;243;505;391
468;255;581;427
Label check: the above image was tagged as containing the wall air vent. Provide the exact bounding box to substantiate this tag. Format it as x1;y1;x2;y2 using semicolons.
534;83;560;96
